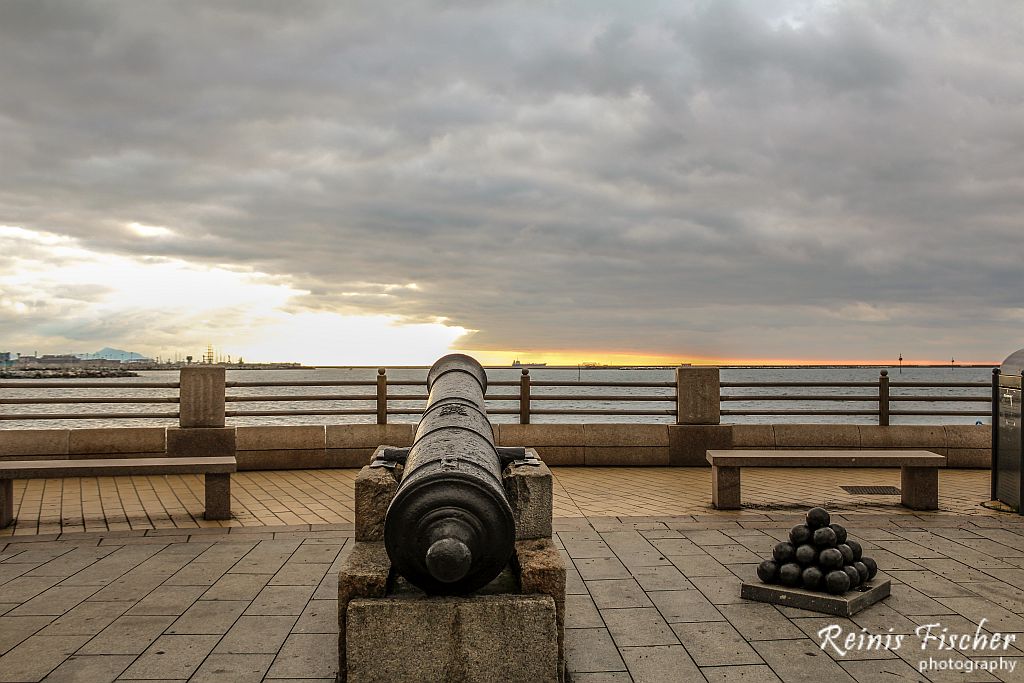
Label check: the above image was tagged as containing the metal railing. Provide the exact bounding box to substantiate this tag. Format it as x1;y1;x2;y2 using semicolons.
224;369;676;423
721;370;992;425
0;380;180;420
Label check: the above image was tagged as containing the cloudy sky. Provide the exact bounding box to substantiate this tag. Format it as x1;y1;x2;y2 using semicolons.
1;1;1022;365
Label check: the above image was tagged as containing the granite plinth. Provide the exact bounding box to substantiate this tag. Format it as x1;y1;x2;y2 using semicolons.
740;578;891;617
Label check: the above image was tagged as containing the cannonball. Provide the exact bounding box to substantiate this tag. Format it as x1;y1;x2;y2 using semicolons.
801;566;824;591
779;562;802;587
757;560;780;584
853;561;869;584
829;523;848;545
842;565;861;588
772;542;796;564
825;569;851;595
846;539;863;562
806;507;831;529
789;524;812;546
862;556;878;579
795;544;817;566
819;547;844;569
837;544;854;565
813;527;838;548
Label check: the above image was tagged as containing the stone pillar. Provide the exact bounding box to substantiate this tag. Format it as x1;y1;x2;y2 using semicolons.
676;366;720;425
179;366;226;428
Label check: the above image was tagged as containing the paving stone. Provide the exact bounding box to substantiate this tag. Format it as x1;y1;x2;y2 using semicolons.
127;585;209;616
720;603;805;641
119;634;220;680
162;562;231;586
83;572;166;602
8;584;101;616
0;576;63;602
311;572;337;601
78;615;177;655
887;570;980;598
229;542;301;575
245;585;315;616
630;565;694;591
936;597;1024;633
265;633;338;679
166;599;247;634
620;644;703;682
690;575;745;605
587;579;653;609
563;540;616;559
25;547;117;578
851;602;926;635
565;568;587;595
700;664;782;682
647;589;723;623
292;600;336;634
575;557;632;580
0;634;90;682
214;616;297;654
752;638;858;683
618;550;673;569
0;605;17;617
39;601;131;636
649;538;704;555
565;628;627;673
672;621;762;666
602;607;678;647
668;554;732;577
40;654;136;683
0;616;54;655
269;562;330;586
790;615;900;660
199;572;271;602
566;593;604;628
886;582;960;616
192;542;258;564
189;653;274;683
567;674;633;683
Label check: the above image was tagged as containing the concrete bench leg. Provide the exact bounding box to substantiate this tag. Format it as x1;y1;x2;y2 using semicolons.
712;465;741;510
0;479;12;528
901;467;938;510
204;473;232;520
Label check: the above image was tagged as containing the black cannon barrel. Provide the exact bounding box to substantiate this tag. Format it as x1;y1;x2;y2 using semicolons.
383;354;516;594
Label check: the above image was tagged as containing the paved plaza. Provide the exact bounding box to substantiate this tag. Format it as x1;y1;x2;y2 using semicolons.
1;467;1022;682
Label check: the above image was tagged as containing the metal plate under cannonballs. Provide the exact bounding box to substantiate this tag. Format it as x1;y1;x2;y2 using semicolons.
740;576;891;617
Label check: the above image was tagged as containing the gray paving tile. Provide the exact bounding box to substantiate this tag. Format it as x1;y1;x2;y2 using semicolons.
602;608;678;647
888;570;980;598
270;563;331;586
700;664;782;682
266;634;338;679
620;644;703;683
229;542;301;575
0;576;63;602
0;616;54;655
565;568;587;595
0;605;17;617
289;544;343;564
576;557;632;580
293;600;337;634
852;602;929;635
566;593;604;628
647;589;723;623
563;540;617;559
752;638;858;683
936;597;1024;633
649;538;704;555
189;653;274;683
127;585;208;616
162;562;231;586
245;585;316;616
41;654;136;683
78;615;176;655
215;616;297;654
565;628;627;673
668;554;732;577
887;583;960;616
166;599;247;634
39;601;131;636
567;674;633;683
672;621;762;666
719;603;806;641
0;634;90;682
690;575;745;605
790;616;900;660
630;565;693;591
587;579;653;609
201;573;271;601
119;634;220;680
311;572;337;601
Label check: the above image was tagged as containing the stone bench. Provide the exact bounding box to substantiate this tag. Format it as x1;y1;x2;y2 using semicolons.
706;450;947;511
0;456;237;527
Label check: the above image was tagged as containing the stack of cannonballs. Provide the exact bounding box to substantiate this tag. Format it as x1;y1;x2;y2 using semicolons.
757;507;878;595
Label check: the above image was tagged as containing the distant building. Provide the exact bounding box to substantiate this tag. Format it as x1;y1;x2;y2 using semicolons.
0;352;10;369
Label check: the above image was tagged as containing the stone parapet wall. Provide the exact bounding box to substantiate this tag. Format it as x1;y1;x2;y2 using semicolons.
0;422;991;468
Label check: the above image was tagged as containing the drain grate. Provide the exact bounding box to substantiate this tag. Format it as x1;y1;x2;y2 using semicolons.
841;485;901;495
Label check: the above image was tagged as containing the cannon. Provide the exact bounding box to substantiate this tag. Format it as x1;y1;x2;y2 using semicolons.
383;354;516;595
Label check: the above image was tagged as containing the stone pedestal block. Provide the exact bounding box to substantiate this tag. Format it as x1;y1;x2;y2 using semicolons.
203;472;231;520
712;465;741;509
354;453;401;542
0;479;12;528
179;366;226;428
502;454;553;540
516;538;566;667
166;427;236;458
668;425;733;466
676;367;720;425
901;466;939;510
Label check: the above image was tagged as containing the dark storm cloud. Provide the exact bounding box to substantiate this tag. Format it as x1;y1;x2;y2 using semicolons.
2;0;1023;360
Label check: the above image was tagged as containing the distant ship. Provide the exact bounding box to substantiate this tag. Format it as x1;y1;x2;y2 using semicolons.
512;359;547;368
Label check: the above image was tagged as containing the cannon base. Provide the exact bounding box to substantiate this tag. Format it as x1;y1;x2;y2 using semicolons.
338;447;565;683
740;575;891;617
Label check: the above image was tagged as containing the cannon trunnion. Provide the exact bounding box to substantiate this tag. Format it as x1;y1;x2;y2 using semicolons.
383;354;516;595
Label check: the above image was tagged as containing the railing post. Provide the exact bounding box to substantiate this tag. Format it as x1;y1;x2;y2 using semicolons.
878;369;889;426
991;368;1000;501
676;366;720;424
519;369;531;424
377;368;388;425
179;365;225;428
